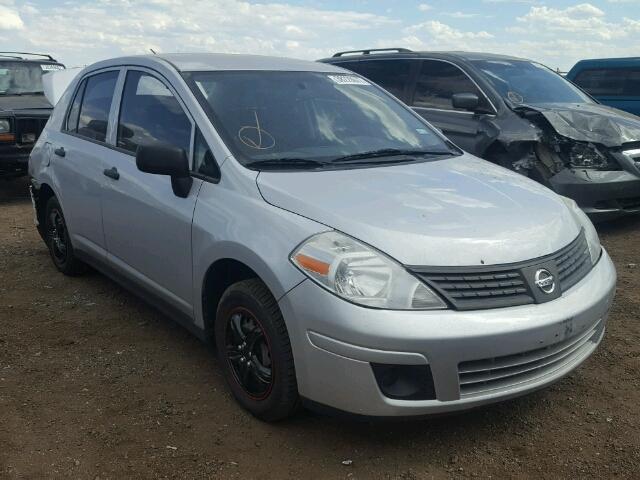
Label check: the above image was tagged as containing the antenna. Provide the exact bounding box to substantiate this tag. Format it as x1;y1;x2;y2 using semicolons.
150;48;157;55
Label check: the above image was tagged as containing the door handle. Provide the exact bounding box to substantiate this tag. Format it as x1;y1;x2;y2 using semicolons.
103;167;120;180
54;147;65;157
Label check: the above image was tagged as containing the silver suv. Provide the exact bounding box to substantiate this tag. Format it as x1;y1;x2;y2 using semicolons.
29;54;616;421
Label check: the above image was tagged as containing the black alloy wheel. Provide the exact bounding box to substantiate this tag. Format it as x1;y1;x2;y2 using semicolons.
225;307;274;400
44;196;87;276
215;278;299;421
47;207;67;264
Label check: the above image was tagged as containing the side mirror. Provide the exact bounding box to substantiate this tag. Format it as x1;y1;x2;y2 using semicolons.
136;144;193;198
452;93;480;112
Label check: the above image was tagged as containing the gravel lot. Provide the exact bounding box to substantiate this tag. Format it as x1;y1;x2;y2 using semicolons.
1;177;639;479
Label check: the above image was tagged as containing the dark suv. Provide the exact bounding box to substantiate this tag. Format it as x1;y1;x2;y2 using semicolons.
320;49;640;221
0;52;64;179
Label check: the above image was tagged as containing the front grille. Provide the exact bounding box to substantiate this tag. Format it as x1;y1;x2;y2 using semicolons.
415;269;532;310
15;117;48;145
458;320;603;398
409;230;592;310
554;230;591;291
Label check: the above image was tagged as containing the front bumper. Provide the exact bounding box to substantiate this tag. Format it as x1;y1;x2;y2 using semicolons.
549;168;640;221
279;249;616;417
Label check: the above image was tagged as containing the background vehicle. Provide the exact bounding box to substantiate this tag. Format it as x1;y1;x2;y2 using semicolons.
320;49;640;221
30;54;615;421
567;57;640;117
0;52;64;179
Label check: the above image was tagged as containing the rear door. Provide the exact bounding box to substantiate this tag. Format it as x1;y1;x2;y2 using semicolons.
101;68;202;315
51;69;120;258
572;67;640;116
408;60;496;154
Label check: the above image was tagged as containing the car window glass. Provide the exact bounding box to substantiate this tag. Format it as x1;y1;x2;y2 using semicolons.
413;60;488;111
193;128;219;178
65;79;86;132
574;68;640;97
117;71;192;154
76;71;119;142
0;61;63;95
186;71;453;167
473;60;590;105
337;60;412;100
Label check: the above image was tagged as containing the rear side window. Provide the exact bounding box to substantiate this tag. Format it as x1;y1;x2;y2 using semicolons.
76;71;119;142
65;79;86;132
573;68;640;97
117;71;192;154
337;59;412;100
413;60;490;111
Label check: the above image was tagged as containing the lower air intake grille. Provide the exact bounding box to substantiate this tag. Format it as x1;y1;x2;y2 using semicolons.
458;320;603;398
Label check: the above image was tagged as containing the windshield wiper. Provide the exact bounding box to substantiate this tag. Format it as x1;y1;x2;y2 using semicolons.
247;158;330;170
331;148;454;164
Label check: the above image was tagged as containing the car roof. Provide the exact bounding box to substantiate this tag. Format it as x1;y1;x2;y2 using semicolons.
570;57;640;69
319;50;529;63
94;53;345;73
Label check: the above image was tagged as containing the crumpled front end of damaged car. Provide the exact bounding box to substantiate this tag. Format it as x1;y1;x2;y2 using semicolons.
481;103;640;221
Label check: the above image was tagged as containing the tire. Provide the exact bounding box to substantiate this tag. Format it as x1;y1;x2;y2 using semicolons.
215;278;299;421
44;196;87;276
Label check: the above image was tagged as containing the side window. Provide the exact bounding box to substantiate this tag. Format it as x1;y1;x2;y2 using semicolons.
193;128;219;179
117;71;191;154
413;60;490;111
76;71;119;142
338;60;412;100
65;79;86;132
573;68;639;97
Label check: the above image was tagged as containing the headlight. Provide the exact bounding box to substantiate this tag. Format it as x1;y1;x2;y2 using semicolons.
290;231;446;310
0;119;10;134
561;196;601;265
568;143;614;170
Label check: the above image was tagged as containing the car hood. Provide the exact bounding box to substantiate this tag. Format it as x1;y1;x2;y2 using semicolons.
0;94;53;113
515;102;640;148
257;155;581;267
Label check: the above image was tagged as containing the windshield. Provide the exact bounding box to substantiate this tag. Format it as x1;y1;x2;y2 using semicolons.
471;60;592;105
184;71;456;169
0;61;64;95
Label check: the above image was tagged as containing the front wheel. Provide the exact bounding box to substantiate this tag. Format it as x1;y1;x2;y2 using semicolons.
215;279;299;421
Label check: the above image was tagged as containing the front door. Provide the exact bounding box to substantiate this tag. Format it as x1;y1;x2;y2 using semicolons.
409;60;495;155
101;69;200;315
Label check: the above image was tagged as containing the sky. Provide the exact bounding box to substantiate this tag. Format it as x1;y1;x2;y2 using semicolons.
1;0;639;70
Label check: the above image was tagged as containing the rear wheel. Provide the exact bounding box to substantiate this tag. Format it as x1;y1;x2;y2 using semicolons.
215;278;299;421
44;197;87;276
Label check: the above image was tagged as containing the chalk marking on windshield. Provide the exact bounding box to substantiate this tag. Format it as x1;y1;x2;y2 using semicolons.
238;111;276;150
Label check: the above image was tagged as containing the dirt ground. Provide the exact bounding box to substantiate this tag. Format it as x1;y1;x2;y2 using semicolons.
0;176;638;480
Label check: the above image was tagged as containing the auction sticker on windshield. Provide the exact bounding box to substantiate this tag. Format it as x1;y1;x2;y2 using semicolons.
328;75;371;86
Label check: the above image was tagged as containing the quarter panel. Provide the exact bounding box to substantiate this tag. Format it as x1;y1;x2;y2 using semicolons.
191;162;327;330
